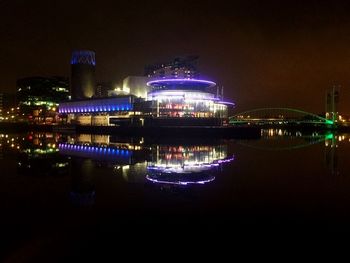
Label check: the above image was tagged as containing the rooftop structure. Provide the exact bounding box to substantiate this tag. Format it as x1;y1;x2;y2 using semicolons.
71;50;96;99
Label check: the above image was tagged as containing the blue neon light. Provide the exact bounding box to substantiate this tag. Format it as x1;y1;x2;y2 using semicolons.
58;143;132;157
71;50;96;66
59;103;133;114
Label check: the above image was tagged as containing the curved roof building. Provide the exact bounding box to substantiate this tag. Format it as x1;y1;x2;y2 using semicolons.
147;78;234;118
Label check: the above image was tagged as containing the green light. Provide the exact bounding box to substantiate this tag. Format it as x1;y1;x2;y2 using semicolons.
325;120;334;125
21;101;59;107
55;162;69;168
325;133;334;140
23;148;59;154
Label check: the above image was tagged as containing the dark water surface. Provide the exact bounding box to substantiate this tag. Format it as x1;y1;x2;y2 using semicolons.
0;130;349;260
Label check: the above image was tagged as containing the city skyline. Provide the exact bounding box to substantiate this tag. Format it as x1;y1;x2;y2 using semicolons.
1;0;350;112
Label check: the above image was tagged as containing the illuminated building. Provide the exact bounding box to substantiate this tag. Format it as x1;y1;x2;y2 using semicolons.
145;56;198;78
0;93;16;121
60;78;233;126
59;53;234;126
59;78;233;126
147;78;233;118
121;76;149;98
59;95;138;126
71;50;96;99
17;77;69;123
58;135;234;186
107;76;150;98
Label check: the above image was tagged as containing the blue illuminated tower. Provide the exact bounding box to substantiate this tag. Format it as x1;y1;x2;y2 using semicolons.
71;50;96;99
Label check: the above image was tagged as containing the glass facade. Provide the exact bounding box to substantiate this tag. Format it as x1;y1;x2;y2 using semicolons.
147;79;233;118
154;95;228;118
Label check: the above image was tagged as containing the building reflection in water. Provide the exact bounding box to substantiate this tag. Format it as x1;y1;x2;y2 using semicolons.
2;132;70;176
58;134;234;187
1;130;350;206
6;130;348;205
146;145;234;185
0;132;234;206
254;129;348;176
70;158;96;207
263;130;346;176
1;131;348;182
324;133;339;176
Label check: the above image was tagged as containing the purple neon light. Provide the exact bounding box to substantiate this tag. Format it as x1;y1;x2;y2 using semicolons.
145;175;215;185
146;156;234;176
148;90;215;97
59;104;132;113
216;157;235;163
147;163;219;172
217;101;235;106
147;90;236;106
147;78;216;88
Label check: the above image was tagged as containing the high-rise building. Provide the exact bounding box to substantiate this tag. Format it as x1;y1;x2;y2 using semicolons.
145;56;198;79
95;82;112;98
71;50;96;99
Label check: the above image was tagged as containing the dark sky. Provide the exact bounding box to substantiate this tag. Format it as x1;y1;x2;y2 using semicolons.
1;0;350;113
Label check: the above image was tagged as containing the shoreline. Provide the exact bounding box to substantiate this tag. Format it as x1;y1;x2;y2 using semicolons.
0;122;261;139
1;122;350;138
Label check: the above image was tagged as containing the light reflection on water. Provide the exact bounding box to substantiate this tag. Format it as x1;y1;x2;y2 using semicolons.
0;130;347;195
0;131;348;223
58;134;234;188
1;129;350;258
0;130;347;182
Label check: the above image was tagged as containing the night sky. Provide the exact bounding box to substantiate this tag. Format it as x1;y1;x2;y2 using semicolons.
1;0;350;113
